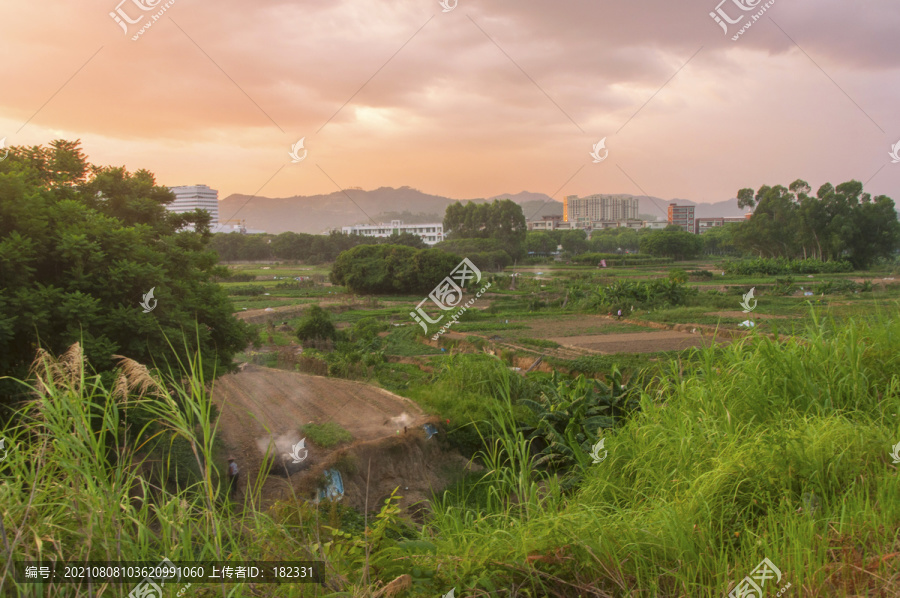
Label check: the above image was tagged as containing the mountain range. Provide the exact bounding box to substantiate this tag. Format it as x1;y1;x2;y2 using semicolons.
217;187;749;234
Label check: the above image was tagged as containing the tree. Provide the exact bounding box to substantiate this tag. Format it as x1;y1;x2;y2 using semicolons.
561;230;589;255
731;179;899;267
638;229;703;260
380;231;426;249
525;232;555;255
0;140;254;407
443;199;526;258
330;244;461;295
701;223;740;256
295;305;336;343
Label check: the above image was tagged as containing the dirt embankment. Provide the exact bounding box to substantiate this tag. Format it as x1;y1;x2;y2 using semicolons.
212;365;470;513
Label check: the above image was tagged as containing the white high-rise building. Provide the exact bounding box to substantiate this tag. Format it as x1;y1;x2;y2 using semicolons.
167;185;219;226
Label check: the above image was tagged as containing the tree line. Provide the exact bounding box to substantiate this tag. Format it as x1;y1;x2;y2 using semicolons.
733;180;899;267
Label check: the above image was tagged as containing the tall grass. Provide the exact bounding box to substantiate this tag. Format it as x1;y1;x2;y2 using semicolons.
4;305;900;596
423;306;900;596
0;343;329;597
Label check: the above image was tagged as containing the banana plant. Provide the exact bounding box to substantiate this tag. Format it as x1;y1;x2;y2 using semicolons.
520;369;639;480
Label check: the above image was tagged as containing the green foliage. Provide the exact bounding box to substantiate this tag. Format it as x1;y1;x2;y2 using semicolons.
770;277;797;296
733;179;900;268
590;279;697;311
229;285;267;296
295;305;337;343
815;279;873;294
668;268;688;283
638;229;704;260
330;244;461;295
722;257;853;275
525;231;556;255
431;353;537;403
0;140;253;405
520;370;640;483
300;422;354;448
690;269;715;280
442;199;526;259
347;316;389;341
589;227;641;253
700;222;742;256
560;229;589;255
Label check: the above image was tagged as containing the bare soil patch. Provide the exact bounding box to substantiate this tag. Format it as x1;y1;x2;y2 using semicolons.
213;365;466;512
551;331;728;354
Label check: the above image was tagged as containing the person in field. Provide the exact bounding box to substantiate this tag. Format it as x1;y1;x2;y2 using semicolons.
227;457;239;498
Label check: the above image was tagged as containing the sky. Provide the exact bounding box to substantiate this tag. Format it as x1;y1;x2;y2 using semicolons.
1;0;898;218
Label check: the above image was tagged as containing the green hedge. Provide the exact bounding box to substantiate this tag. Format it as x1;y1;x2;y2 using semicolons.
721;257;854;275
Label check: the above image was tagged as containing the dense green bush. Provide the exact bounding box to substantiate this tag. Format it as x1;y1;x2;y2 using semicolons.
589;279;697;311
229;285;266;296
296;305;337;343
467;250;513;272
721;257;853;275
330;244;462;294
638;229;704;260
815;279;873;294
668;268;688;283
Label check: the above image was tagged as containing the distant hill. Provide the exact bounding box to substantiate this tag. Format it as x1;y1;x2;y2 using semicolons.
216;187;747;233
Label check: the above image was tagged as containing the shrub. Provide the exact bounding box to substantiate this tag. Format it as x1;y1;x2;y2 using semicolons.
589;279;697;312
668;268;688;283
721;257;853;276
330;244;462;295
296;305;337;343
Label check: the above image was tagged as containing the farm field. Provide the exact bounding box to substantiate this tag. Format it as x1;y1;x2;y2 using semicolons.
199;255;900;595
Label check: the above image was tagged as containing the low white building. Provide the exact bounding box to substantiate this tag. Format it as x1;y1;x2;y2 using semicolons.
342;220;444;245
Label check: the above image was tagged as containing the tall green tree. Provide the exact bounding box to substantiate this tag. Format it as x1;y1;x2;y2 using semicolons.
0;140;253;408
732;179;899;267
638;229;703;260
443;199;526;257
